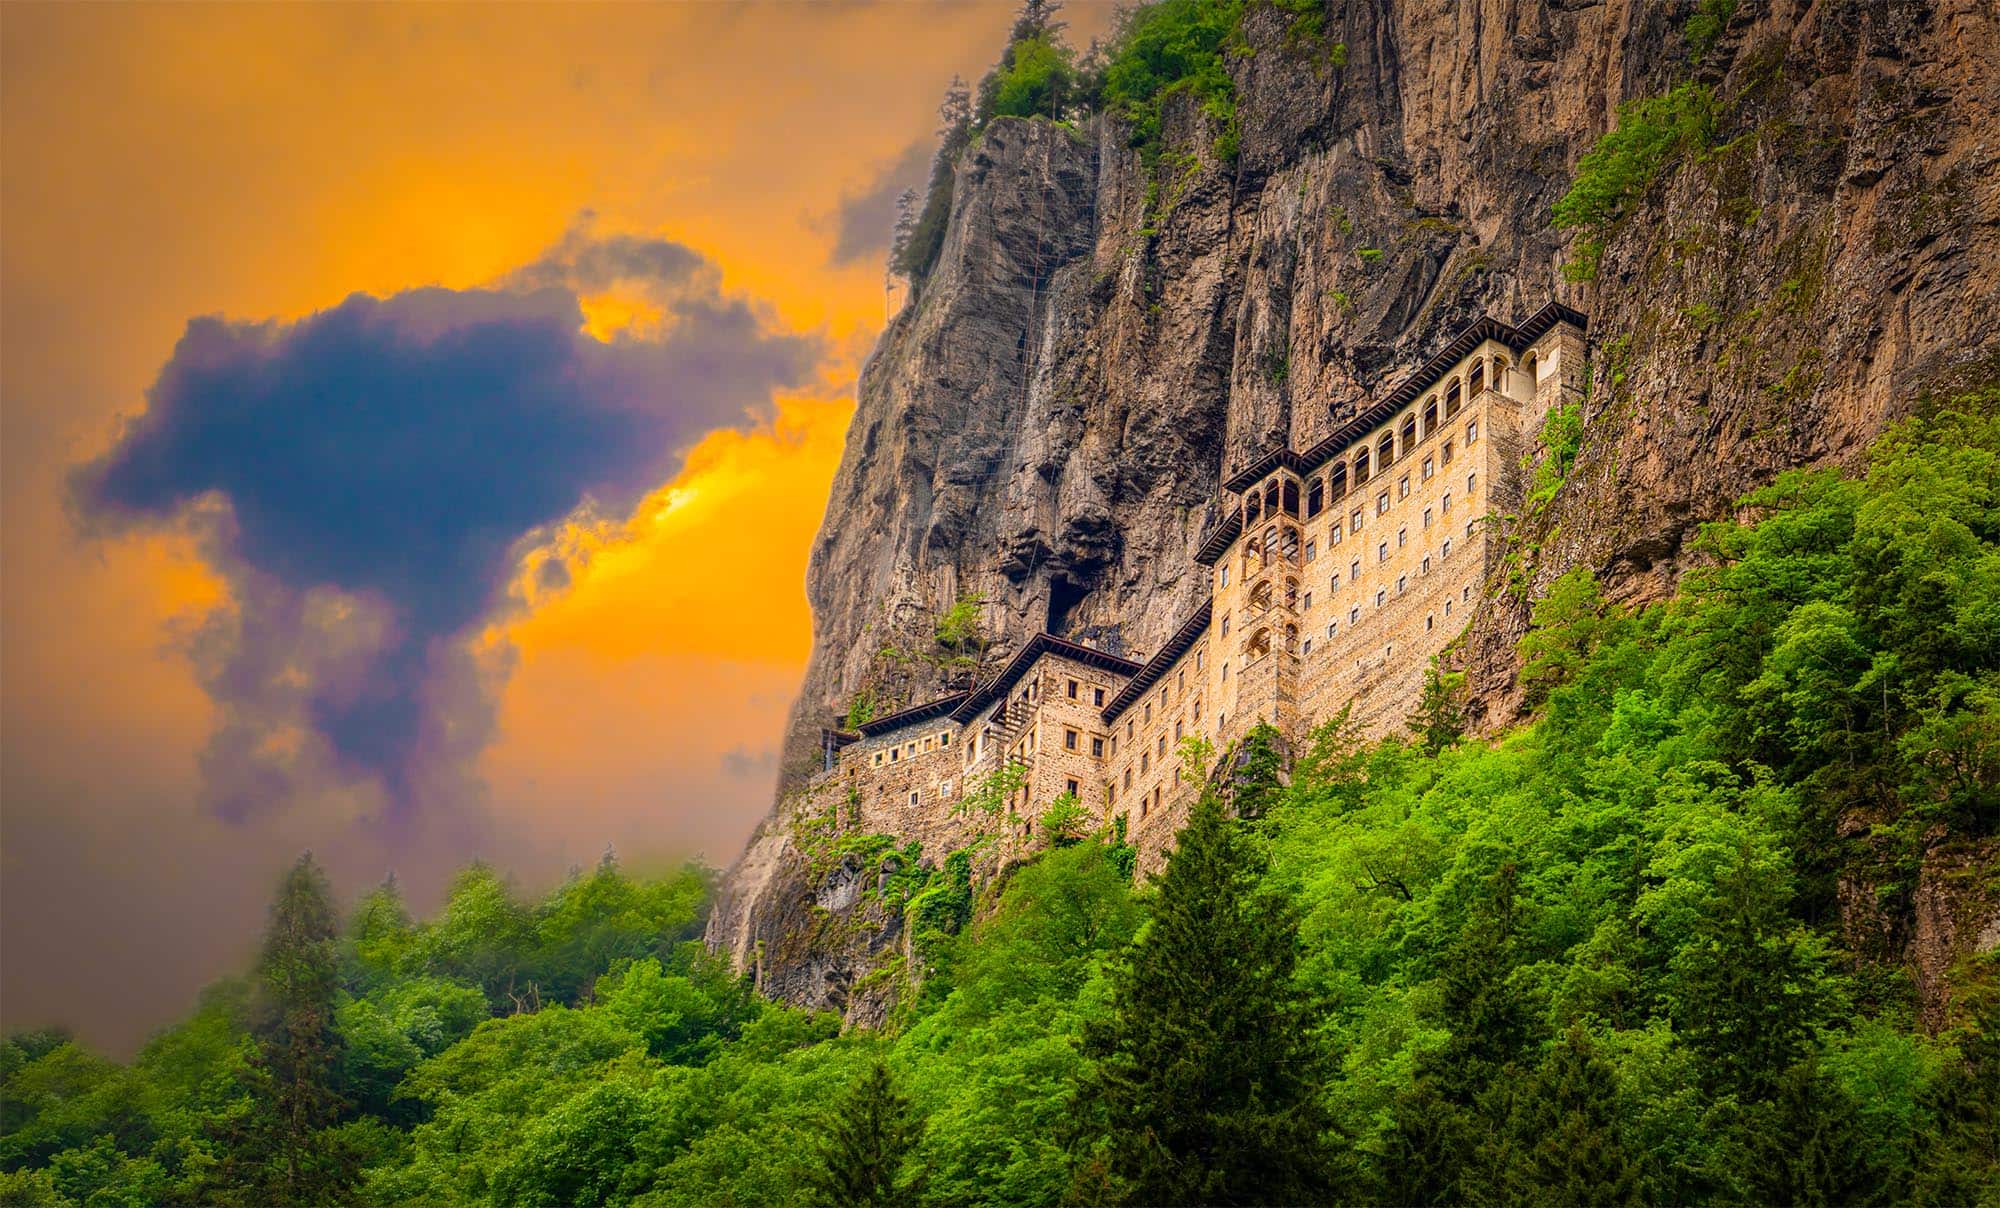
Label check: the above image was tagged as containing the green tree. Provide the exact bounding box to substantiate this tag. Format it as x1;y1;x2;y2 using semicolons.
1479;1024;1642;1207
1080;790;1335;1204
806;1061;926;1207
213;853;358;1205
1408;661;1467;755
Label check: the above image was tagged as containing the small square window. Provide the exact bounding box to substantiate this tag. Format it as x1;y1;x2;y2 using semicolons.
1376;491;1390;515
1398;475;1410;500
1351;510;1364;533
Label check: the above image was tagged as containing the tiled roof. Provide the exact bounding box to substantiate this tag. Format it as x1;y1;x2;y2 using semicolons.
1101;600;1214;723
949;634;1143;724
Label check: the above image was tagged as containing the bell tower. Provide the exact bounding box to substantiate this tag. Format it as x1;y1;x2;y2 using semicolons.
1229;465;1304;738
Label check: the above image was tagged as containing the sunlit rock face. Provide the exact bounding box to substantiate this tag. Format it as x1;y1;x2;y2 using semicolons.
711;0;2000;1027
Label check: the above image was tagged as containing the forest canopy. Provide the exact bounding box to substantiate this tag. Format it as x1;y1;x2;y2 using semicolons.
5;400;1996;1204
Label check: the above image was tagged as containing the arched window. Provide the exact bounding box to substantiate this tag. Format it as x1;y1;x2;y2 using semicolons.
1281;478;1300;516
1353;447;1370;483
1249;580;1274;611
1283;577;1299;609
1468;361;1485;396
1279;526;1301;562
1328;462;1348;501
1444;379;1463;418
1246;628;1272;660
1265;480;1280;519
1376;433;1395;467
1306;477;1324;517
1284;623;1299;653
1246;492;1262;524
1523;351;1539;389
1422;398;1438;438
1399;415;1416;456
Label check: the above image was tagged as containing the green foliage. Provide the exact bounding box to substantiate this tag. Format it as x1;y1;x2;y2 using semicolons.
1527;399;1585;510
1684;0;1737;60
1081;789;1334;1202
932;593;986;656
806;1062;927;1206
1099;0;1247;164
1230;721;1286;820
1037;791;1090;845
1409;661;1468;755
958;758;1029;819
1553;83;1718;279
7;388;1999;1206
843;688;876;730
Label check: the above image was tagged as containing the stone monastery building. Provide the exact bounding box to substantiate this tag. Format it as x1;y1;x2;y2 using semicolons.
811;304;1587;857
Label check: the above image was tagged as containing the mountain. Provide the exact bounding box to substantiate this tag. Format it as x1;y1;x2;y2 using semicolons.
710;0;2000;1026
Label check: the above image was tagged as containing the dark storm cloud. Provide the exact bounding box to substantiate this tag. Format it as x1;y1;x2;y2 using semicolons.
825;139;930;266
77;235;819;819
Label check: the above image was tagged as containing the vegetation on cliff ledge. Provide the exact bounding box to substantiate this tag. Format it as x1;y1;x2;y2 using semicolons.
5;393;1995;1205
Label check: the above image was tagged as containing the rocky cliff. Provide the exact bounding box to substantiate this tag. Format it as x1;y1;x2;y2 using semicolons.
710;0;2000;1025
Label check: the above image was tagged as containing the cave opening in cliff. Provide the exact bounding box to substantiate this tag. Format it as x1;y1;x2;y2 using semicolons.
1046;575;1088;637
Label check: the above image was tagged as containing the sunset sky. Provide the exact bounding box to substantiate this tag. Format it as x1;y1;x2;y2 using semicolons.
1;1;1118;1053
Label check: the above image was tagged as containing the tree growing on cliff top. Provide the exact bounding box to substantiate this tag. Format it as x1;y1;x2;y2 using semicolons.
1078;789;1336;1203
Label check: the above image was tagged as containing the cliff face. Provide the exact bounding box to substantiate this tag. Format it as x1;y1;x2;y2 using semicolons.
712;0;2000;1025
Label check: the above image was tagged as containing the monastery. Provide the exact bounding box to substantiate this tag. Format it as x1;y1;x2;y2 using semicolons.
808;304;1588;858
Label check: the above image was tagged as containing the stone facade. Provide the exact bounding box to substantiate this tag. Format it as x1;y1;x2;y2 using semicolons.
803;306;1586;869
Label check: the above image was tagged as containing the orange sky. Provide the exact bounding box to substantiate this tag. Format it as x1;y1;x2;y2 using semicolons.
0;0;1118;1053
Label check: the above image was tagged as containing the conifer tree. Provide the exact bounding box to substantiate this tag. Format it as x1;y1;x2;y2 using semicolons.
807;1061;926;1207
1478;1023;1642;1207
211;853;358;1205
1741;1057;1880;1207
1080;790;1335;1205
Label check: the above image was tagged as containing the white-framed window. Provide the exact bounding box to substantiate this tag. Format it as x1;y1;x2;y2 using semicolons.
1375;589;1386;607
1396;575;1407;594
910;790;920;806
1349;607;1360;624
1398;475;1410;500
1443;539;1453;558
1376;491;1390;515
1327;622;1336;638
1302;638;1313;656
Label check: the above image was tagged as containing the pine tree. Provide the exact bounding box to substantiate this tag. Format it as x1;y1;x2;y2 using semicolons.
212;853;358;1205
1079;790;1335;1205
1914;1021;2000;1205
1478;1023;1642;1207
807;1061;927;1207
1741;1057;1881;1207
